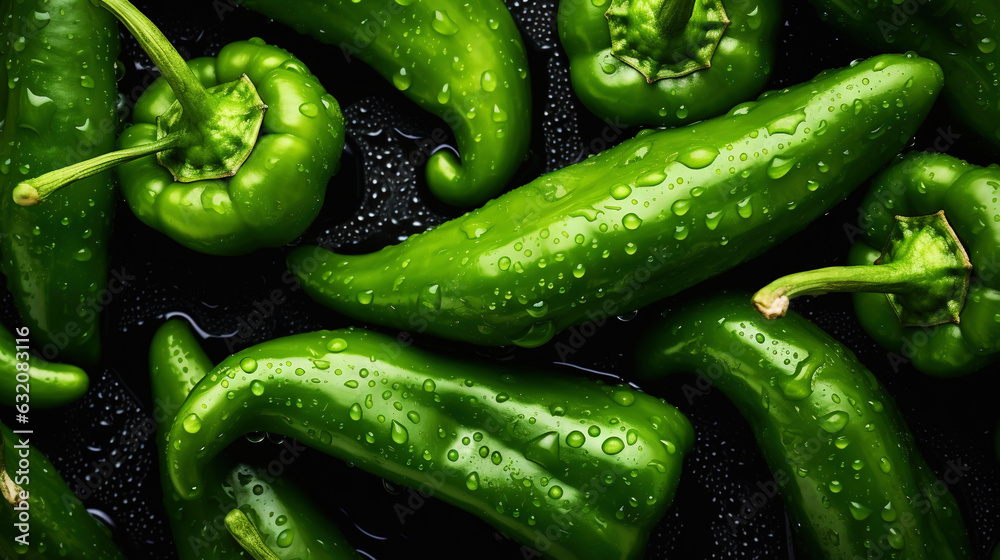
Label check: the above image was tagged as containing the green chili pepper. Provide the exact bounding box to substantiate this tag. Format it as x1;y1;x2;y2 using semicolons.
150;319;357;559
235;0;532;207
14;0;345;256
753;152;1000;377
807;0;1000;152
1;324;88;408
0;0;119;365
636;293;971;559
164;328;693;560
287;53;943;349
558;0;780;126
1;421;125;559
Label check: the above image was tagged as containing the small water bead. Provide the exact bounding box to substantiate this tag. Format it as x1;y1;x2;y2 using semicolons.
349;403;363;421
240;357;258;373
566;431;586;448
182;413;202;434
249;380;265;396
602;437;625;455
466;472;480;490
327;338;348;353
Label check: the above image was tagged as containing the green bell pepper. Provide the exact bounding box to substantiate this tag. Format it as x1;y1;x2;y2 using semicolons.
287;53;943;349
234;0;532;207
150;319;357;559
164;328;693;560
753;152;1000;377
807;0;1000;153
558;0;780;126
0;0;119;365
1;421;125;559
637;293;971;559
14;0;345;256
1;324;88;409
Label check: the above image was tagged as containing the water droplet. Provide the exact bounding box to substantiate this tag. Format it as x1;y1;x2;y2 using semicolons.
511;321;555;347
391;420;409;444
240;357;258;373
423;379;436;392
849;502;872;520
673;225;688;240
671;199;691;216
250;380;265;396
677;147;718;169
610;183;632;200
357;290;374;304
298;102;319;117
481;70;497;92
447;449;459;461
465;471;479;490
767;156;795;179
705;211;722;230
626;429;638;445
548;486;563;499
566;431;585;448
572;264;586;278
393;67;412;91
437;83;451;104
491;104;508;122
182;413;201;434
980;37;996;53
766;111;806;135
878;457;892;473
498;256;511;270
622;213;642;230
524;431;560;469
419;284;442;312
602;437;625;455
737;197;753;218
828;480;842;493
431;10;460;35
819;411;849;433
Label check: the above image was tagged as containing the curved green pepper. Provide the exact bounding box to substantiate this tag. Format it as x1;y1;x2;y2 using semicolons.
807;0;1000;152
15;0;345;256
1;421;125;559
236;0;532;206
287;53;943;349
165;328;693;560
1;324;88;408
150;320;357;559
636;293;971;559
558;0;780;126
0;0;119;365
753;152;1000;377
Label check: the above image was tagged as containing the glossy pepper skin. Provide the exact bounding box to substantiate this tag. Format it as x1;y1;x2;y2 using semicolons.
807;0;1000;153
165;328;694;560
288;54;943;349
1;324;88;408
636;293;971;559
0;0;119;365
1;421;125;559
237;0;531;207
754;152;1000;377
14;0;346;256
558;0;780;127
150;320;357;559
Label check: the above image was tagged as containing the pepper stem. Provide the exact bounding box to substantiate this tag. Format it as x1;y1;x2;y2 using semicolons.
97;0;215;125
659;0;698;35
753;211;973;327
13;133;185;206
1;434;25;507
224;509;281;560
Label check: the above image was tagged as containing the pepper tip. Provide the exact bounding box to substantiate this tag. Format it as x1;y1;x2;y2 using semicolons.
753;294;789;320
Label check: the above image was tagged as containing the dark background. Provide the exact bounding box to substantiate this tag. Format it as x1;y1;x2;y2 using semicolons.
2;0;998;558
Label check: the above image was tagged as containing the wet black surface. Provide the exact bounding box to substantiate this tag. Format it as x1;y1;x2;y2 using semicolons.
2;0;999;558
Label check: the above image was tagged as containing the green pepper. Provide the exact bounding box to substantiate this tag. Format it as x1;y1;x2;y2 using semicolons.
1;324;88;408
636;293;971;559
753;152;1000;377
234;0;532;207
150;319;357;559
807;0;1000;153
0;0;119;365
164;328;693;560
287;53;943;349
558;0;780;127
14;0;345;256
1;421;125;559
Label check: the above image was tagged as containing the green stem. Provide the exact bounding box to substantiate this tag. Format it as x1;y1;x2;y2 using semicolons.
659;0;697;35
97;0;215;125
225;509;281;560
13;133;185;206
752;262;923;319
752;211;972;327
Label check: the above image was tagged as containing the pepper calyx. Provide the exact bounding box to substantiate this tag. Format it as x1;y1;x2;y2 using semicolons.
753;211;972;327
606;0;730;82
156;73;267;182
878;211;972;327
